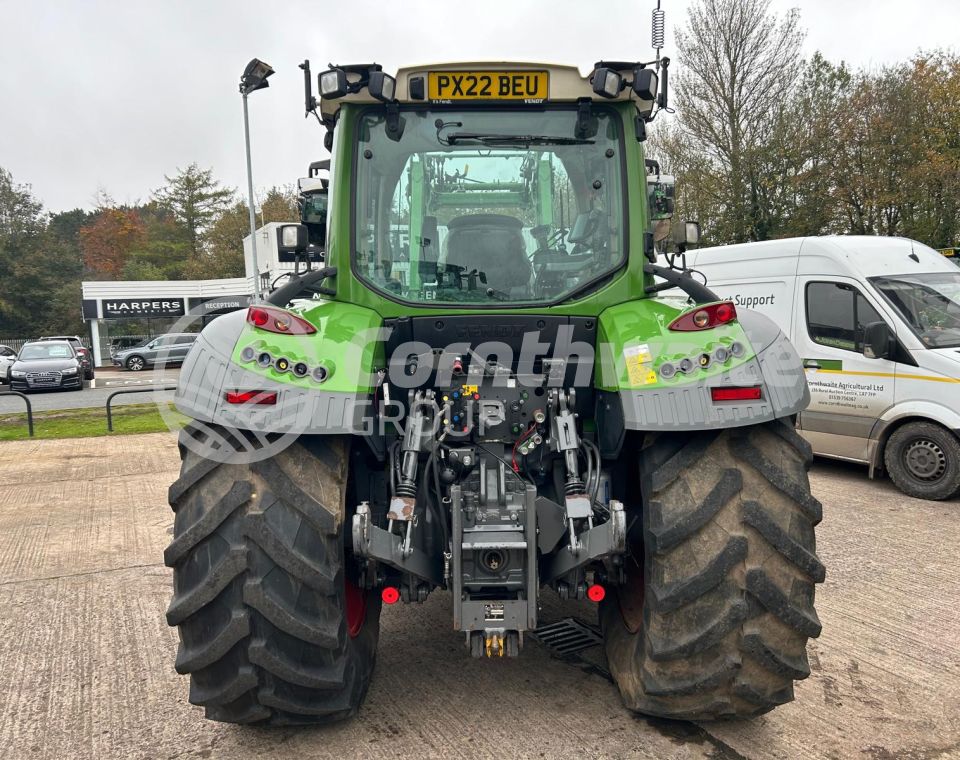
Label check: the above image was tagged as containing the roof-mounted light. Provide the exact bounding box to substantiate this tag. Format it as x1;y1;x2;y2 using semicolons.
592;67;623;99
319;68;349;99
633;67;658;100
368;71;397;102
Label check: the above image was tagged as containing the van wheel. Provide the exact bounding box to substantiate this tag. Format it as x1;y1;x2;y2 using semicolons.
884;421;960;500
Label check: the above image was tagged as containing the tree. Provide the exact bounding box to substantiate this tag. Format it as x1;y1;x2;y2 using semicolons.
152;163;235;259
673;0;805;242
79;207;147;279
0;168;46;333
123;202;191;280
185;186;299;280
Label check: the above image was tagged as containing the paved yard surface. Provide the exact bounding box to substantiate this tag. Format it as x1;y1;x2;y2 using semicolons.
0;432;957;759
0;368;179;413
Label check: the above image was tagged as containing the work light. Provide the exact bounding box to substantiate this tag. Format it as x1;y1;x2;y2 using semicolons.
319;68;349;99
592;67;623;98
277;223;308;253
632;68;658;101
368;71;397;102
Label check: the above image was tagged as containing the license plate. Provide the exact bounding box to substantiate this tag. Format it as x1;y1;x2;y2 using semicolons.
427;70;548;101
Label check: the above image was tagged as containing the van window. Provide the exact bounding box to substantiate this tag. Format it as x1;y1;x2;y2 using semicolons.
806;282;883;352
870;272;960;348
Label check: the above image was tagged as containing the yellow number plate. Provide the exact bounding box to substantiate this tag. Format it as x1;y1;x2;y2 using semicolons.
427;71;548;101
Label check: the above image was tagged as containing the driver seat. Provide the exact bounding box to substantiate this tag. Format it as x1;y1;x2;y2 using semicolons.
444;214;532;293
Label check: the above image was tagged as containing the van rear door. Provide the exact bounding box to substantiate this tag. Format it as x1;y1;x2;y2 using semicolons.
795;277;897;462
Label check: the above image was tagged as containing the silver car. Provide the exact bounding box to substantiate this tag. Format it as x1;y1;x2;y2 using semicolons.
112;333;198;371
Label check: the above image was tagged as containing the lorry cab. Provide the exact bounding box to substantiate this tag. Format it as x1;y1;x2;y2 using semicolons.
685;235;960;500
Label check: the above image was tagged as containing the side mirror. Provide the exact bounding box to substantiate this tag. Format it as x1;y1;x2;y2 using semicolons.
277;224;309;254
863;321;894;360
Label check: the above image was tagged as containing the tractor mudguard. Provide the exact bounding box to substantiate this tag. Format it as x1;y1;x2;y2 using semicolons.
174;303;384;435
595;302;808;434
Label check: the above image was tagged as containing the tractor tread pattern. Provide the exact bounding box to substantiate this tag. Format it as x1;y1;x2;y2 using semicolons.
602;419;824;720
165;430;380;725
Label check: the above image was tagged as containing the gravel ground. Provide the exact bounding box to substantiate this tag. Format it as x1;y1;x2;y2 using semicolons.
0;432;957;759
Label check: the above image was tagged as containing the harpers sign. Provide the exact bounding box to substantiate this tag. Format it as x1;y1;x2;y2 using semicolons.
101;298;186;318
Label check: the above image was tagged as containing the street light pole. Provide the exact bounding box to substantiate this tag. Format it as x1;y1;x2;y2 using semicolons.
241;90;261;302
239;58;274;303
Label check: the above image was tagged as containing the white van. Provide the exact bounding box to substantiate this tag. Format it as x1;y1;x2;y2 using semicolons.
684;235;960;500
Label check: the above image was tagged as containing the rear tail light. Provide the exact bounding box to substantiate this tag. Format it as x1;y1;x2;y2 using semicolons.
225;390;278;405
247;305;316;335
711;386;762;402
669;301;737;332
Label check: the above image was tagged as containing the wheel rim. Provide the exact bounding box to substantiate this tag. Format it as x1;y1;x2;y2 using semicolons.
903;438;947;482
129;358;143;371
344;578;367;638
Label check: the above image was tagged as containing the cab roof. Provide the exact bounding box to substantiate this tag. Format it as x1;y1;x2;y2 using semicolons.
318;61;654;121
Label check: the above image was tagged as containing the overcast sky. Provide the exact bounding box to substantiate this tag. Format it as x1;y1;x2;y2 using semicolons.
2;0;958;214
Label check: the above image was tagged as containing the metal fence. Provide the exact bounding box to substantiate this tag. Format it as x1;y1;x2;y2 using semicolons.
0;338;30;352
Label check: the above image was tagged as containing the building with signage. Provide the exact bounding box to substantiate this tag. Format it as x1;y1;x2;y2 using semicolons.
79;221;309;366
80;278;253;367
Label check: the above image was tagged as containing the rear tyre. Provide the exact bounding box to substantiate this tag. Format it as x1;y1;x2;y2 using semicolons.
601;418;824;720
165;426;381;725
126;355;145;372
884;421;960;500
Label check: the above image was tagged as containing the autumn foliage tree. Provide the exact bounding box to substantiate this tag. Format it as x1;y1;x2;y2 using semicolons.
655;0;960;250
79;207;147;278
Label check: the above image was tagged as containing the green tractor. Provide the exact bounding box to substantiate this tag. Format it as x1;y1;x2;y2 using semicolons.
165;39;823;726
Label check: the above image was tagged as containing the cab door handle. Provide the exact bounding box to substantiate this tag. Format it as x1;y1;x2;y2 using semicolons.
803;360;821;369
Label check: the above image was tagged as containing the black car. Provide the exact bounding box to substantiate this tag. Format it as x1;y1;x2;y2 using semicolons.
39;335;95;380
9;341;84;392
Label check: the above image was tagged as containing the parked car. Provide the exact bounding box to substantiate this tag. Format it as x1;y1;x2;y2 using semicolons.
9;340;83;392
39;335;95;380
0;344;17;384
110;336;149;357
112;332;198;371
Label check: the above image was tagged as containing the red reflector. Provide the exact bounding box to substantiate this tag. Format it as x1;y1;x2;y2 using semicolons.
587;584;606;602
249;307;269;326
224;390;278;405
711;386;762;402
381;586;400;605
668;301;738;331
246;305;316;334
715;302;735;323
